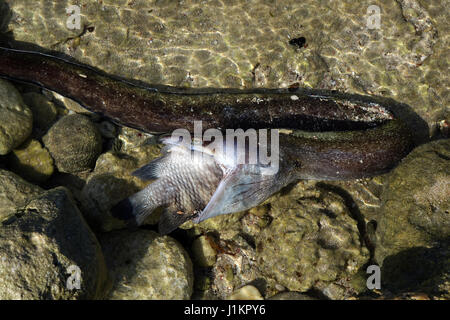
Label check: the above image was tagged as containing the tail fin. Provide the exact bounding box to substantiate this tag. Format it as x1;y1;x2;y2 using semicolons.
111;188;159;226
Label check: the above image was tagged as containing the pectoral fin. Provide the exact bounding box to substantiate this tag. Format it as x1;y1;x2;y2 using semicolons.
193;165;275;223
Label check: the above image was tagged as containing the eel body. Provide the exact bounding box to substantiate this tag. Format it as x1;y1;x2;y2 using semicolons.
0;45;414;233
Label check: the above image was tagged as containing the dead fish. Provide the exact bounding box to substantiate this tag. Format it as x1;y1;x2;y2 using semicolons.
0;44;415;233
112;137;224;234
112;133;297;234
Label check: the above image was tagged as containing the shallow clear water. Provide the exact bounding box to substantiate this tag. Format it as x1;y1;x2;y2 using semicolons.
2;0;448;127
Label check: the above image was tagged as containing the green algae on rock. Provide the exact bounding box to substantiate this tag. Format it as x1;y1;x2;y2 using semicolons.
0;79;32;155
0;168;43;223
99;229;194;300
8;139;54;182
375;138;450;298
0;187;108;299
43;114;102;173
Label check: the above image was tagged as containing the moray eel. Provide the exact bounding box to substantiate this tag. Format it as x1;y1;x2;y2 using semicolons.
0;46;414;234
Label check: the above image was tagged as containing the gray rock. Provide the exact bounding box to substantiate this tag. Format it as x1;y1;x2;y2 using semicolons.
0;79;33;155
43;114;102;173
99;229;193;300
375;138;450;298
0;169;43;223
0;187;108;299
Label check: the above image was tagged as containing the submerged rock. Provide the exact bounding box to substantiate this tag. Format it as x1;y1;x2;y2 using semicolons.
0;187;108;299
81;147;161;232
227;285;263;300
115;126;156;153
0;169;43;223
191;235;217;267
268;291;317;300
8;139;54;183
375;138;450;298
255;183;370;298
99;229;194;300
190;182;370;299
182;211;246;240
199;233;261;299
43;114;102;173
51;91;96;117
22;92;58;133
0;79;33;155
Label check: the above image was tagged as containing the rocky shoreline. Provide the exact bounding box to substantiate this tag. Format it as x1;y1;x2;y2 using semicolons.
0;78;448;299
0;0;448;300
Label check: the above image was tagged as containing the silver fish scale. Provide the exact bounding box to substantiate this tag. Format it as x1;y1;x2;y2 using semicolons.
146;146;224;215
